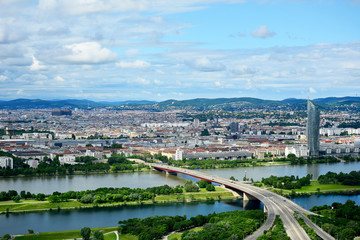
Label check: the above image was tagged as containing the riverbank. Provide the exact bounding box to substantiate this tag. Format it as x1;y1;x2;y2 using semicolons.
0;167;152;179
0;187;235;214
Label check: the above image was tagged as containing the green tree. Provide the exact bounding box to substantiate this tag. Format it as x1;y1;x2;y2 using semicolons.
93;230;104;240
1;234;11;240
80;227;91;240
340;228;356;240
198;180;209;188
287;153;296;160
184;180;200;192
200;129;210;136
206;184;215;191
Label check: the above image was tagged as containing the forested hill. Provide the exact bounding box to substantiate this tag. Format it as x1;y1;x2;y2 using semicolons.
0;96;359;110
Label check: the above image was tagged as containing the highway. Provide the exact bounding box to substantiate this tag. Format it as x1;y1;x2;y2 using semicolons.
150;163;334;240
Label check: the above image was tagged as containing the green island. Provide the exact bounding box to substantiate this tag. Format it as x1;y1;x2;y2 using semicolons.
256;170;360;196
0;181;235;214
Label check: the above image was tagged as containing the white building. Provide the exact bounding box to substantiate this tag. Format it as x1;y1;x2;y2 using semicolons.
285;145;308;157
59;155;77;165
26;159;39;168
174;149;183;160
193;119;200;128
0;157;13;169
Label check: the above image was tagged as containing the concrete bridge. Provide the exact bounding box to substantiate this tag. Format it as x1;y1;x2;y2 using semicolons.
151;163;334;240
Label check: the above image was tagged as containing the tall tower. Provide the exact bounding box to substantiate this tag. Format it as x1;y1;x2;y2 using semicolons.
307;100;320;156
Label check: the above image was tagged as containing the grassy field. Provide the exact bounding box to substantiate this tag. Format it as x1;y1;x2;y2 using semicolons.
267;181;360;194
13;227;119;240
0;187;235;214
296;181;360;193
155;186;234;202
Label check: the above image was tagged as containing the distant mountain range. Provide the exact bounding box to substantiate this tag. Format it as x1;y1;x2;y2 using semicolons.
0;97;359;110
0;99;156;109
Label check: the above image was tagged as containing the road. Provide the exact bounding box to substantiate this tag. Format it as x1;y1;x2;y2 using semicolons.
150;163;334;240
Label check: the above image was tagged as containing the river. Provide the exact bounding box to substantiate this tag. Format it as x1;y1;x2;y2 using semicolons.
1;161;359;194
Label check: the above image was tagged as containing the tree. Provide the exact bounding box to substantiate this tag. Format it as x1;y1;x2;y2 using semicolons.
200;129;210;136
1;234;11;240
80;227;91;240
93;230;104;240
206;184;215;191
340;228;356;240
198;180;209;188
184;181;200;192
287;154;296;160
230;176;236;181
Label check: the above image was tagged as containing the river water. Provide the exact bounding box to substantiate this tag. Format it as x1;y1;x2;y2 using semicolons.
0;199;259;235
1;161;359;194
1;161;360;236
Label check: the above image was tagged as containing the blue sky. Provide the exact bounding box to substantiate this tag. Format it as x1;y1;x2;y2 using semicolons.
0;0;359;101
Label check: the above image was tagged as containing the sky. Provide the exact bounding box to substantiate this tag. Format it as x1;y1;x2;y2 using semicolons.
0;0;360;102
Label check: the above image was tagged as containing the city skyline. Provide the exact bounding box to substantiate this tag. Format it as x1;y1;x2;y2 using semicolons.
0;1;360;101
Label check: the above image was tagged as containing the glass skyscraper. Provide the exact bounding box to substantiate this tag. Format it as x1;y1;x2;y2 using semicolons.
307;100;320;156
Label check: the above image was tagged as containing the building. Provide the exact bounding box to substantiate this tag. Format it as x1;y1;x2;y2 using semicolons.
307;100;320;156
285;145;308;158
174;149;183;160
193;118;200;128
0;157;13;169
52;109;72;116
229;122;239;132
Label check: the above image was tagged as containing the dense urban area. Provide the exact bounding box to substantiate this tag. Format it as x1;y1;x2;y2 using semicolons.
1;97;360;240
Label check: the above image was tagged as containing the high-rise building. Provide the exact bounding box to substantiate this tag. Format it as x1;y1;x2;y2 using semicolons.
307;100;320;156
229;122;239;132
193;118;200;128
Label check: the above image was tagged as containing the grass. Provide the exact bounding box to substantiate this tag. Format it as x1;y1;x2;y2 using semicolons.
0;187;235;213
155;187;234;202
104;232;117;240
13;227;119;240
168;226;203;240
267;181;360;194
296;181;360;193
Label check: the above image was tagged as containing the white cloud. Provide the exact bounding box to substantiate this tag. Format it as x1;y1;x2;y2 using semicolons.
185;57;225;72
215;81;221;87
154;79;163;85
30;56;47;71
124;49;141;57
251;25;276;39
0;75;8;82
133;77;151;85
55;76;65;82
37;0;248;15
116;60;151;69
309;87;317;93
60;42;118;64
231;65;258;75
0;26;26;44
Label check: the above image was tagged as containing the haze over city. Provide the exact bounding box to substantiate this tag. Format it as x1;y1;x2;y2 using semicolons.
1;0;360;101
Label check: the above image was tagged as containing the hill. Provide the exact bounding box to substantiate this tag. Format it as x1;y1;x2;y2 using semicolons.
0;97;359;110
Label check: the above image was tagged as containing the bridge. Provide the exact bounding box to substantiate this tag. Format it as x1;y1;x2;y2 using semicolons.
150;163;334;240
